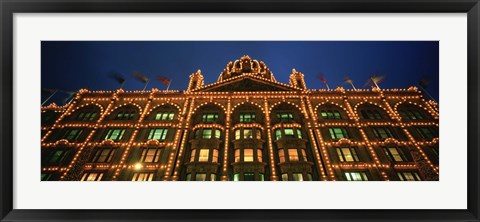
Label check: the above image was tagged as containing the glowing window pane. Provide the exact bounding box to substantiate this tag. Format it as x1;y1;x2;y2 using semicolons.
199;149;209;162
244;149;254;162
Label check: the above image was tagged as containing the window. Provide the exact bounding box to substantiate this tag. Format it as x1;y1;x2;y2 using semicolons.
234;173;240;181
397;172;422;181
281;173;288;181
416;127;435;139
384;147;405;162
361;110;382;119
329;128;349;139
336;147;359;162
186;174;192;181
235;129;241;140
284;128;295;138
41;173;53;181
114;110;136;120
200;128;221;139
259;173;265;181
202;129;212;139
277;112;294;122
190;149;196;162
278;149;285;163
199;149;209;162
211;174;216;181
244;129;253;139
132;172;154;181
140;148;162;163
288;149;299;161
235;128;261;139
47;149;69;164
306;174;313;181
399;110;424;120
235;149;240;162
292;173;303;181
257;149;263;162
147;128;168;140
212;149;219;163
275;129;282;140
320;110;342;119
91;148;116;163
345;172;368;181
296;129;302;139
372;127;394;139
215;129;221;139
104;128;125;141
244;149;254;162
77;112;97;121
244;173;255;181
195;173;207;181
155;111;175;120
202;113;219;123
240;113;256;123
81;172;104;181
63;129;83;141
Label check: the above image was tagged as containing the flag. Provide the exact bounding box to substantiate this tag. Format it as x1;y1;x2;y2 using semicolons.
156;76;171;86
317;73;328;87
365;74;385;87
108;71;125;84
41;88;56;94
343;76;353;85
62;91;76;104
132;71;149;83
419;75;430;88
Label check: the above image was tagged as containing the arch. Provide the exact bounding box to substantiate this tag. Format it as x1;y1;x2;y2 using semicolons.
146;103;182;121
314;102;349;120
231;102;265;125
270;102;306;124
354;101;391;120
66;103;104;121
190;102;227;125
394;101;437;120
105;103;143;120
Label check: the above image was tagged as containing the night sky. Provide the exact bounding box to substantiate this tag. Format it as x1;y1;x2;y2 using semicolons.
41;41;439;105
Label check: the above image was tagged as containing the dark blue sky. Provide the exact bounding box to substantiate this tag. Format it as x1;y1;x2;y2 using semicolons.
41;41;439;105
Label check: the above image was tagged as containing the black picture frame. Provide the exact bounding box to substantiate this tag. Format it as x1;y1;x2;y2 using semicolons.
1;0;479;221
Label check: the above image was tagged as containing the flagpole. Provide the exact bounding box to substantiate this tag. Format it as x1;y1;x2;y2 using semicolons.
350;82;357;90
166;81;171;91
142;79;150;91
372;77;381;89
41;90;58;106
326;83;330;90
120;81;125;89
417;84;437;103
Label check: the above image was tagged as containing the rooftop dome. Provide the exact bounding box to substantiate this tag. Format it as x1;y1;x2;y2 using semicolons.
218;55;276;82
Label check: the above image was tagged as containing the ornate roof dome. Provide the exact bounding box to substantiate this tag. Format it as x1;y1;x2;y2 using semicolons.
218;55;276;82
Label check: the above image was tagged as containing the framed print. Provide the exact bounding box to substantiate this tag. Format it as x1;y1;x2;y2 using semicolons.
1;0;479;221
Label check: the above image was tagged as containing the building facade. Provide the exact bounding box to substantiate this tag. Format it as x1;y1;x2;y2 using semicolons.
41;55;439;181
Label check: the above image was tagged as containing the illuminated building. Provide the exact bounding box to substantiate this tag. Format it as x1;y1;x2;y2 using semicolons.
41;55;439;181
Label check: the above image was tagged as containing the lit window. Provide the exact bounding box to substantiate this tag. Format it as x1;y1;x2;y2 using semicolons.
210;174;216;181
284;128;295;138
244;149;254;162
214;129;221;139
186;174;192;181
132;172;154;181
275;129;282;140
155;111;175;120
234;174;240;181
212;149;218;163
336;147;359;162
281;173;288;181
344;172;368;181
329;127;349;139
257;149;263;162
202;113;219;123
292;173;303;181
277;112;294;122
259;173;265;181
361;110;382;119
244;173;255;181
104;128;125;141
397;172;421;181
81;172;104;181
288;149;299;161
296;129;302;139
235;149;240;162
306;174;313;181
301;149;307;161
320;110;342;119
77;112;97;121
240;113;256;123
147;128;168;140
140;148;161;163
400;110;424;120
416;127;435;139
199;149;209;162
372;127;393;139
48;149;69;164
202;128;212;139
190;149;196;162
255;129;262;139
91;148;116;163
244;129;253;139
114;110;136;120
195;173;207;181
278;149;285;163
63;129;83;141
384;147;404;162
